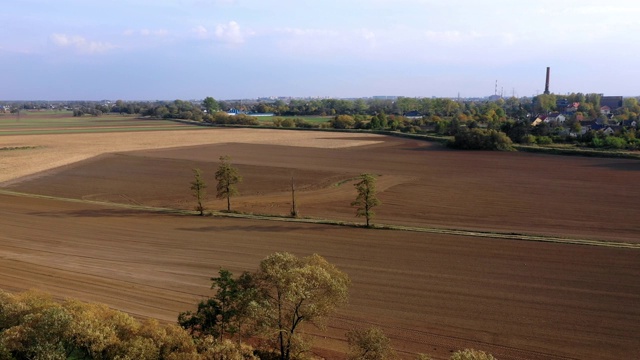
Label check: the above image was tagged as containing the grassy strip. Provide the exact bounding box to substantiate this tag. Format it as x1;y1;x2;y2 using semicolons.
514;144;640;159
0;146;41;151
1;189;637;250
0;126;203;136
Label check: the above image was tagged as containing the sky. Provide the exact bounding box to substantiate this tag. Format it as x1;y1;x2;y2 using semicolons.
1;0;639;100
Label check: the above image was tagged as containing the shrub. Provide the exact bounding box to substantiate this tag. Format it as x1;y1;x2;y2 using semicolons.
521;134;536;145
449;349;496;360
346;327;396;360
535;136;553;145
294;118;317;128
0;291;200;360
280;118;295;128
448;128;514;151
272;117;285;127
603;136;627;149
211;113;259;126
330;115;355;129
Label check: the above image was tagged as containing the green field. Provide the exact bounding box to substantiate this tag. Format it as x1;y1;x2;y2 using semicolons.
0;111;193;135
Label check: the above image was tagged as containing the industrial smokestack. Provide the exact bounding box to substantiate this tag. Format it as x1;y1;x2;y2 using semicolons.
544;67;550;95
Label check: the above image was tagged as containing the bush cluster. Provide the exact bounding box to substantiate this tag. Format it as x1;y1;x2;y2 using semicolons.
448;128;514;151
0;290;215;359
206;113;260;126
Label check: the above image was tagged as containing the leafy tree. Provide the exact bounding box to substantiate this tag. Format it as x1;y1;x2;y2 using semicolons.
190;168;207;216
346;327;396;360
281;118;295;128
178;269;258;342
215;156;242;212
197;338;259;360
0;290;200;360
371;112;388;130
330;115;355;129
501;121;531;143
255;252;350;360
209;269;258;341
416;354;433;360
449;128;514;151
449;349;496;360
203;96;220;114
351;174;381;227
533;94;557;114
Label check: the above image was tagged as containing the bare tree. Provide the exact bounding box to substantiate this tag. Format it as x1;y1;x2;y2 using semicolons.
290;175;298;218
190;168;207;216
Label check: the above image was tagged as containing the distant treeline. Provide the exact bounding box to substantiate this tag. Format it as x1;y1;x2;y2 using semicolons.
5;94;640;151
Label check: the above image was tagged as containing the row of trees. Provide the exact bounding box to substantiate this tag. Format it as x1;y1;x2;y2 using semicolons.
4;94;640;123
192;157;382;227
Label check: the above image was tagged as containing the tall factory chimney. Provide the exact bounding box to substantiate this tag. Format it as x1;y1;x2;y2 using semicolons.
544;67;550;95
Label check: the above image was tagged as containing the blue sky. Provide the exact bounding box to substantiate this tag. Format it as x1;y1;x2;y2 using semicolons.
1;0;639;100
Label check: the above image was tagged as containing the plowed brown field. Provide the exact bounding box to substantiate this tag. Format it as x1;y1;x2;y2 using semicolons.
1;127;639;360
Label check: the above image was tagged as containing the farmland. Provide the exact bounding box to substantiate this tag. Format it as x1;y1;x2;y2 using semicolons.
0;116;639;359
0;111;193;135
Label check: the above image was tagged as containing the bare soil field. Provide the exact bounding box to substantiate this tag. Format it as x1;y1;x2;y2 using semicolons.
1;127;639;359
4;129;640;242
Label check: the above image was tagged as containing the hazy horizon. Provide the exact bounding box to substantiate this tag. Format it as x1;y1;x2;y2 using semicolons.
2;1;639;101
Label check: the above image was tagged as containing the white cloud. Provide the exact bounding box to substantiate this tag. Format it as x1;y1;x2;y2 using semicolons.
50;34;115;54
571;5;640;15
215;21;249;44
123;29;168;37
192;25;209;38
500;32;517;46
280;27;339;37
359;29;376;48
424;30;482;43
140;29;169;37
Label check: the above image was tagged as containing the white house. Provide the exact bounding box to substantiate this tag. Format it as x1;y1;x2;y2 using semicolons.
544;113;566;124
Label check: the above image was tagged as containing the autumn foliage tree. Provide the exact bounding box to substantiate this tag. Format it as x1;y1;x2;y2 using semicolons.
346;327;396;360
449;348;497;360
255;252;350;360
181;253;351;360
0;290;200;359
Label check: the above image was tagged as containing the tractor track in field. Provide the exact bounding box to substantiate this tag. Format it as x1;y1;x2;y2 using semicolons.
1;189;637;250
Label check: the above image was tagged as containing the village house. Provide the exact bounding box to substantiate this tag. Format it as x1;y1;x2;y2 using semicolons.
543;112;566;125
565;102;580;113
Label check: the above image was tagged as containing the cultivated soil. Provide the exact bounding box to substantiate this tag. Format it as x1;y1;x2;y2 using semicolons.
1;127;639;360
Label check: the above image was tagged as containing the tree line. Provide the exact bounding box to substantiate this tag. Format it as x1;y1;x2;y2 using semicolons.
193;157;381;228
8;95;640;152
6;93;638;121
